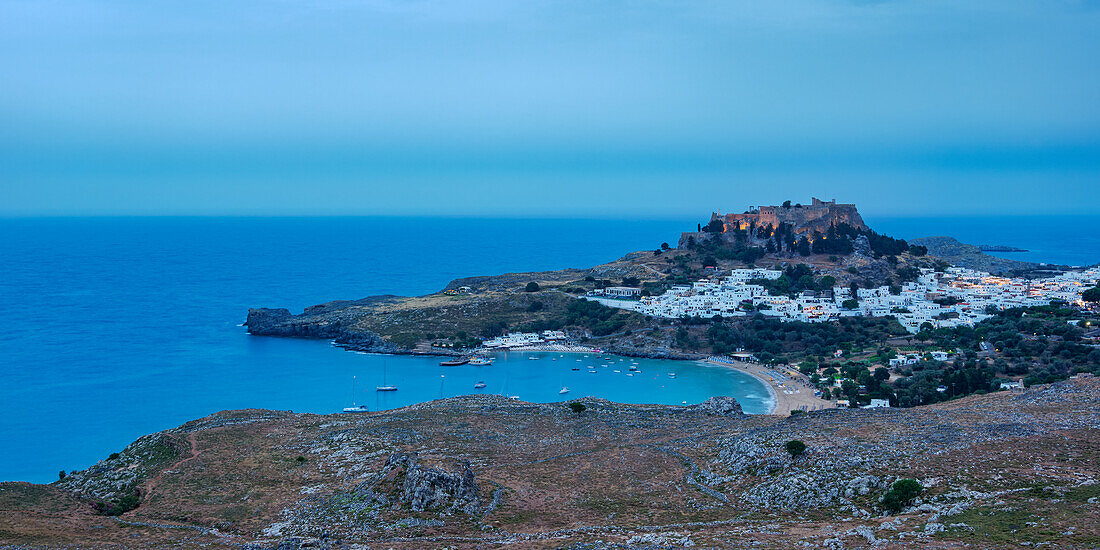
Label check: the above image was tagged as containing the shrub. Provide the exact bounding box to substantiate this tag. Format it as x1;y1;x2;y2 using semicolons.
568;402;586;414
882;478;923;513
525;282;540;292
296;455;306;463
784;440;806;457
58;470;66;481
108;452;120;460
96;491;141;516
527;301;544;312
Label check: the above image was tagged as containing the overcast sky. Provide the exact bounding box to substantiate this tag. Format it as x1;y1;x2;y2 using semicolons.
1;0;1098;217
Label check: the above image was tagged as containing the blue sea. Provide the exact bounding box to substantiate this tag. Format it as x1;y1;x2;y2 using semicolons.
1;215;1097;483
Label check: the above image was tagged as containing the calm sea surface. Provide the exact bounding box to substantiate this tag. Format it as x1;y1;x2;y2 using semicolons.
1;215;1097;483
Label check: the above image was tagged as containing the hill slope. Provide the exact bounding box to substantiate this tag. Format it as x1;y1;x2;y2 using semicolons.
3;376;1098;549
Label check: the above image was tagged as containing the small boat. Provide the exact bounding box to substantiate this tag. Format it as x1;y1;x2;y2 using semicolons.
343;376;370;412
668;373;677;378
474;381;487;389
571;367;580;371
376;362;398;391
626;373;634;377
509;395;520;400
469;356;493;366
629;365;638;372
528;356;540;360
613;369;621;373
559;386;570;394
440;358;470;366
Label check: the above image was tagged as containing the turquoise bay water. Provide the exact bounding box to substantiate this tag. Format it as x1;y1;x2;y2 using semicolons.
341;350;772;414
1;215;1095;483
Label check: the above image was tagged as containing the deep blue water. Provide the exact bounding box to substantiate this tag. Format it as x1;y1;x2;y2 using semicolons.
0;216;769;483
1;215;1096;483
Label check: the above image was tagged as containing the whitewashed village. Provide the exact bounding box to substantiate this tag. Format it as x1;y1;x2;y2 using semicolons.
585;266;1100;333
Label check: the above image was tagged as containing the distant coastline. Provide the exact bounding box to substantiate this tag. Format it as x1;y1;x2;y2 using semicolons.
978;244;1028;253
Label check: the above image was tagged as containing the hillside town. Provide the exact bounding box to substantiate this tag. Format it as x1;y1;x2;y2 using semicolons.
586;266;1100;333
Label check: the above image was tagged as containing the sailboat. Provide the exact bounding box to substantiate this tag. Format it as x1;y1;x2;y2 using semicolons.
342;376;369;413
559;386;570;394
474;381;487;389
376;361;398;391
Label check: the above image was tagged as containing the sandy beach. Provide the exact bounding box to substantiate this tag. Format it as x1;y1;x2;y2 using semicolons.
703;358;833;416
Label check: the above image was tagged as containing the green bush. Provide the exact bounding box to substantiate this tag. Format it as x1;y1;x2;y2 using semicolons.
784;440;806;457
568;402;586;414
525;282;540;292
96;491;141;516
882;478;923;513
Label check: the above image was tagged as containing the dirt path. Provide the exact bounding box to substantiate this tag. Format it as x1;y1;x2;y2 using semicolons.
142;432;202;499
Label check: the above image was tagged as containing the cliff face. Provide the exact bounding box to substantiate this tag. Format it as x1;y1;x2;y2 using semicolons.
6;377;1098;549
245;306;400;353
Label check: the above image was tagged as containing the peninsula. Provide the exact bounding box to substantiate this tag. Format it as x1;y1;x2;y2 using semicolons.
246;199;1100;412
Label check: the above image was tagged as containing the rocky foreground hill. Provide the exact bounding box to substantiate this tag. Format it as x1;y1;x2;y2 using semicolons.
2;376;1097;549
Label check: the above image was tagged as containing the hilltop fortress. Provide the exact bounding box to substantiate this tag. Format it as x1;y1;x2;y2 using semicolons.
679;198;868;248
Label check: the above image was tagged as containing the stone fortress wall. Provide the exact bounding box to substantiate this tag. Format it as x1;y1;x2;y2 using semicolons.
679;198;868;249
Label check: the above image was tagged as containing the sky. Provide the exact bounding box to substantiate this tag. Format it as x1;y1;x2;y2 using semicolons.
1;0;1098;217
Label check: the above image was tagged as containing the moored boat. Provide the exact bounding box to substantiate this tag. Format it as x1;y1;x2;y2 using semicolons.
440;358;470;366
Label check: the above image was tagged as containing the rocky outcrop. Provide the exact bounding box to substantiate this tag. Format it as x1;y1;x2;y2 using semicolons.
245;308;399;353
355;453;481;513
911;236;1069;276
57;433;185;502
693;396;744;416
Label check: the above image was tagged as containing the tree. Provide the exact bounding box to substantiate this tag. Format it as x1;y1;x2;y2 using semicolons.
796;236;811;256
882;479;923;513
568;402;586;414
782;200;792;208
784;440;806;457
1083;285;1100;303
798;361;817;375
661;242;670;250
58;470;66;481
842;299;860;310
622;276;641;287
525;282;540;292
705;219;725;233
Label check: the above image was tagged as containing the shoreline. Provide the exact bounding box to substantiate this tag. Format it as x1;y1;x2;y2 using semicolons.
702;358;833;416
